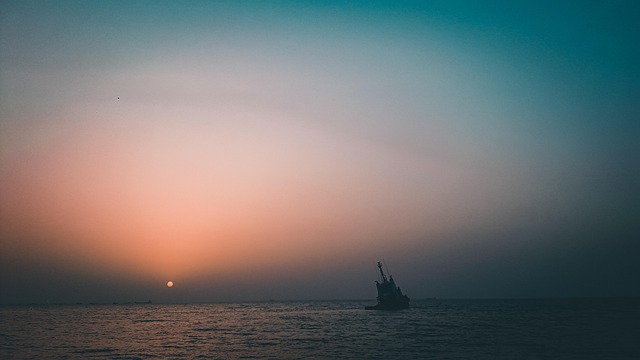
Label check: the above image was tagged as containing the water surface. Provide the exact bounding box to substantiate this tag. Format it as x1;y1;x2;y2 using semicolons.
1;298;638;359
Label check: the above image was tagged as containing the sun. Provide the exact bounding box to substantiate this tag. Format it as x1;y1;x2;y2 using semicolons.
166;281;174;288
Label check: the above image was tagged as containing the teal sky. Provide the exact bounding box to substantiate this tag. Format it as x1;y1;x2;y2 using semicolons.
1;1;638;304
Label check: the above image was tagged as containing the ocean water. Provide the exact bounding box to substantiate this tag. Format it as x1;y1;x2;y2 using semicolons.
1;298;638;359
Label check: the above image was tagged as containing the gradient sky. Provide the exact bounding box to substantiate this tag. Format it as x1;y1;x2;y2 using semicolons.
1;0;638;304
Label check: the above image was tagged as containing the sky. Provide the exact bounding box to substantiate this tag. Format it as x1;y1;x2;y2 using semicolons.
1;0;638;304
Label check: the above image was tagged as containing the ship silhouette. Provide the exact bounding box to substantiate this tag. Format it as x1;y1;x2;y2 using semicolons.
365;261;410;310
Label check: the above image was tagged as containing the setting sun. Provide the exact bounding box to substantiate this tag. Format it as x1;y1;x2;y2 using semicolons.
166;281;174;288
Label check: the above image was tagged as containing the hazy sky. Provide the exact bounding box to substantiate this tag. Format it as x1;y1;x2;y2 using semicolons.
1;1;638;304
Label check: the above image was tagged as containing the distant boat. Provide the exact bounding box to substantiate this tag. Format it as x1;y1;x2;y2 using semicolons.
365;261;410;310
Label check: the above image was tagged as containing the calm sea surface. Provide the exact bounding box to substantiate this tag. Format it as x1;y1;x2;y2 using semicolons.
1;298;638;359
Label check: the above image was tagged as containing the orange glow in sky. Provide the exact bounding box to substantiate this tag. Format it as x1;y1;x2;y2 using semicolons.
2;94;506;283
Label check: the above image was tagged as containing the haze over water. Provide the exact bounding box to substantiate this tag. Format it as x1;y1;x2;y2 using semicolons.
1;1;639;305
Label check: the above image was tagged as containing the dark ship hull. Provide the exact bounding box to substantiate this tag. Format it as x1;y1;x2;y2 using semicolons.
364;299;409;310
365;261;410;310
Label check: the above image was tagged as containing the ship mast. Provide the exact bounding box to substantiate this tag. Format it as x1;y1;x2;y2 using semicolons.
377;261;388;282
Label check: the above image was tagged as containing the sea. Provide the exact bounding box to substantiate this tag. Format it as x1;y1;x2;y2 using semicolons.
1;298;638;359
